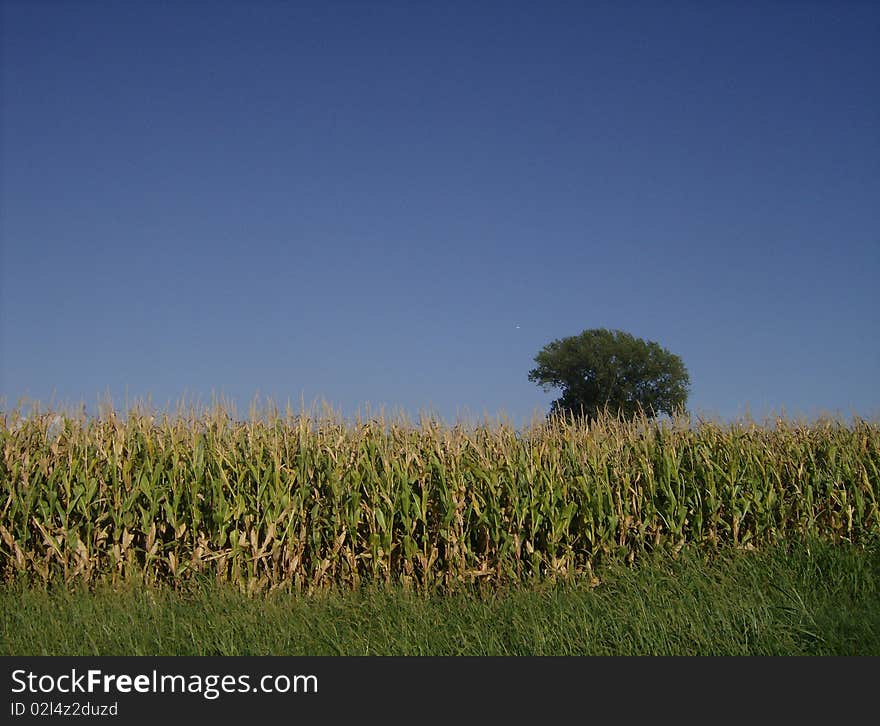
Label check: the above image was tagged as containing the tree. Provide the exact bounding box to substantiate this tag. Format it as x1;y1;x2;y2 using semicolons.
528;328;690;421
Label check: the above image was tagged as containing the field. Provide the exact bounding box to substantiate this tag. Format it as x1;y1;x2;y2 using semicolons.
2;539;878;655
2;404;878;654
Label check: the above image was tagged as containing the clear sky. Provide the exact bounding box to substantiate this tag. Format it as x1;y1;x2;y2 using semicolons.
1;1;878;424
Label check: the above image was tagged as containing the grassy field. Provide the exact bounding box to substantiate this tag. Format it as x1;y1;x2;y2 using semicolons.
2;539;878;655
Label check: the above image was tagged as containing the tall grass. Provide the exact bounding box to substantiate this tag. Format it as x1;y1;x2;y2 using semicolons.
5;540;878;655
2;403;878;591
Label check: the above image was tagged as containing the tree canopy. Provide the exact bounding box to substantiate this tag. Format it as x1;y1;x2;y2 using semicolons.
528;328;690;421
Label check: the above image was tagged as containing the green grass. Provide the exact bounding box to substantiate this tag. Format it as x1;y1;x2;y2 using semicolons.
3;538;878;655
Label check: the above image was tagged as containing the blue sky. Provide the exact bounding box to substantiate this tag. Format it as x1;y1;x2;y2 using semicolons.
1;1;878;423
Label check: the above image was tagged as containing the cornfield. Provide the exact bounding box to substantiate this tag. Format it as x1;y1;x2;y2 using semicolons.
2;404;878;592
